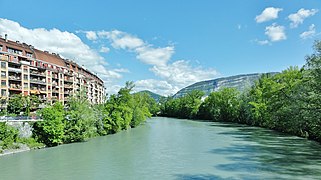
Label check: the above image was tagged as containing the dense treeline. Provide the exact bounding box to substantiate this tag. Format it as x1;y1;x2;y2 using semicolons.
0;82;157;150
160;41;321;143
33;81;156;147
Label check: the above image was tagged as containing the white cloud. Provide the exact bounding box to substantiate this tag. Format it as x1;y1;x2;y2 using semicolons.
84;30;219;95
255;7;283;23
265;23;286;42
99;46;110;53
288;8;318;28
254;39;270;45
134;60;219;96
0;18;125;95
300;24;316;39
97;30;144;50
151;60;218;87
113;68;130;73
134;79;177;96
85;31;97;41
94;30;175;67
135;46;174;66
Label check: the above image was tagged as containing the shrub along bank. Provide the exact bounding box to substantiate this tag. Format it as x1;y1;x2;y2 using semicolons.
0;82;158;151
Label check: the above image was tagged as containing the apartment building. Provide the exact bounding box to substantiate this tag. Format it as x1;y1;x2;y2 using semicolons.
0;34;105;108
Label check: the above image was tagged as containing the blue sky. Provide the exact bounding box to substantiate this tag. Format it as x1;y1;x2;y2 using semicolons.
0;0;320;95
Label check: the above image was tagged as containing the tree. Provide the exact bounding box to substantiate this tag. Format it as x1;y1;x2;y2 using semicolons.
131;93;152;127
7;94;24;115
198;88;240;122
64;90;97;143
33;102;65;146
0;122;18;149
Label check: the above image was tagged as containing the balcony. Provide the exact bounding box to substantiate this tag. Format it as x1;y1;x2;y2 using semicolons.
64;90;72;94
8;67;22;73
9;84;22;91
30;71;46;77
64;78;73;83
52;74;59;79
0;55;8;61
30;79;46;85
8;59;20;65
8;75;21;81
20;60;30;65
64;84;73;89
52;89;59;93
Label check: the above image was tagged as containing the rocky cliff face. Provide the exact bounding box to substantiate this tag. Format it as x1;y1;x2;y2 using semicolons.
173;73;276;98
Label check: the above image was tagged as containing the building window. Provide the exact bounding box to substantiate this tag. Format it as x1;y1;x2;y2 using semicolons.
1;71;6;78
24;83;28;89
1;80;6;87
7;47;22;55
1;89;6;96
24;75;28;80
26;52;32;57
0;45;2;51
1;62;6;69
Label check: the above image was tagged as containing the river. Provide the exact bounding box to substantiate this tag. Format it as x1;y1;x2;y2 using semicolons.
1;117;321;180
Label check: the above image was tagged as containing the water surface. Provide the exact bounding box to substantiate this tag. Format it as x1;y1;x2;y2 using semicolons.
1;117;321;179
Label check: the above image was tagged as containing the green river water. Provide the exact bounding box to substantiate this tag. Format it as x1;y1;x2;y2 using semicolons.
1;117;321;180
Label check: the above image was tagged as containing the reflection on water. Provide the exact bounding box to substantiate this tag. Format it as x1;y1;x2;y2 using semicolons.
178;123;321;180
0;117;321;180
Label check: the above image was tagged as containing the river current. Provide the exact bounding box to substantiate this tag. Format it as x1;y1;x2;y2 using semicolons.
1;117;321;179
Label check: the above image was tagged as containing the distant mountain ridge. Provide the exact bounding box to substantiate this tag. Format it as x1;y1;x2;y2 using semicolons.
135;90;164;102
173;73;277;98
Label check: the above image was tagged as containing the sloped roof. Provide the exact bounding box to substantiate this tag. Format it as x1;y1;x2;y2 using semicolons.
33;49;66;67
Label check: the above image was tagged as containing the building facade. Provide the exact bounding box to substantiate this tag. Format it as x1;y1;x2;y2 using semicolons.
0;35;105;108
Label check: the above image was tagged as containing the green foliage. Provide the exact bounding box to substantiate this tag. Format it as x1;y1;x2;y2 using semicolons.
7;94;24;115
17;137;44;149
101;81;153;133
160;90;204;119
0;122;19;149
64;91;97;143
159;41;321;143
198;88;240;122
7;94;41;116
33;102;65;146
131;93;152;127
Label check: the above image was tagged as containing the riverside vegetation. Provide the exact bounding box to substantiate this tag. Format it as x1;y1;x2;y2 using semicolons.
160;41;321;143
0;81;158;152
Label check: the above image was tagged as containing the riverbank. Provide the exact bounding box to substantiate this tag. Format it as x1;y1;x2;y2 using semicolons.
0;143;45;157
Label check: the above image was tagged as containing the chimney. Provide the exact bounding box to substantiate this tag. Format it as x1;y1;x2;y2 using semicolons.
5;34;8;42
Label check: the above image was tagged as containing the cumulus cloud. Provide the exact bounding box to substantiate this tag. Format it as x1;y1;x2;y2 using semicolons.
255;7;283;23
85;31;97;41
300;24;316;39
134;60;219;96
288;8;318;28
151;60;218;88
265;23;286;42
92;30;175;67
99;46;110;53
97;30;144;50
134;79;178;96
0;18;125;95
84;29;219;95
135;46;174;66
